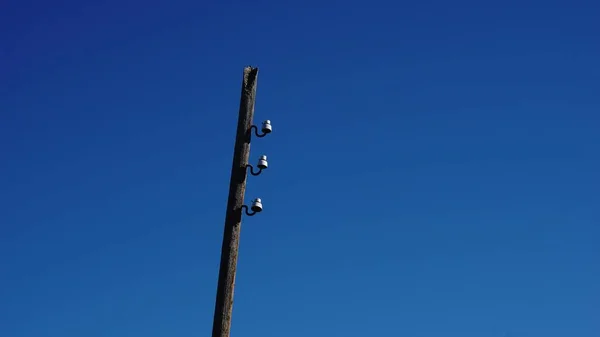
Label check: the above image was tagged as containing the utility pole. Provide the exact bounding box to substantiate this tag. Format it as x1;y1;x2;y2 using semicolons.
211;66;272;337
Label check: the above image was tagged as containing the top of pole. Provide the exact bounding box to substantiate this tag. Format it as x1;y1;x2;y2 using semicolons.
242;67;258;96
244;66;259;73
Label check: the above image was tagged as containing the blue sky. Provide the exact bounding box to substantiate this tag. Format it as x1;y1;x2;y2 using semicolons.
1;0;599;336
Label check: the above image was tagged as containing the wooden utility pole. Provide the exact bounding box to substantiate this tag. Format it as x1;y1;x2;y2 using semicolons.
211;66;258;337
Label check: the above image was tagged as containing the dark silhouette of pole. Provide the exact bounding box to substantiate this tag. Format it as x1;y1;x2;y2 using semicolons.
211;66;258;337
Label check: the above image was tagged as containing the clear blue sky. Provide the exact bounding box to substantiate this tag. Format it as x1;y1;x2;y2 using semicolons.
1;1;598;336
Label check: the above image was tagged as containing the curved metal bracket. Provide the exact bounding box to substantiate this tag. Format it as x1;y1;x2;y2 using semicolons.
246;164;263;176
241;205;256;216
249;125;268;138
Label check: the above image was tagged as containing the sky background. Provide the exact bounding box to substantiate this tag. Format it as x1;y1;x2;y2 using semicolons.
1;0;599;336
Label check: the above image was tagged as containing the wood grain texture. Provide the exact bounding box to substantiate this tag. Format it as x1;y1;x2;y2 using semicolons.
211;66;258;337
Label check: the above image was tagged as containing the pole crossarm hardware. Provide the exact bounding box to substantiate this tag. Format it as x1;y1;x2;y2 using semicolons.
240;198;263;216
249;120;272;138
211;66;272;337
240;205;257;216
245;155;268;176
246;164;263;176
